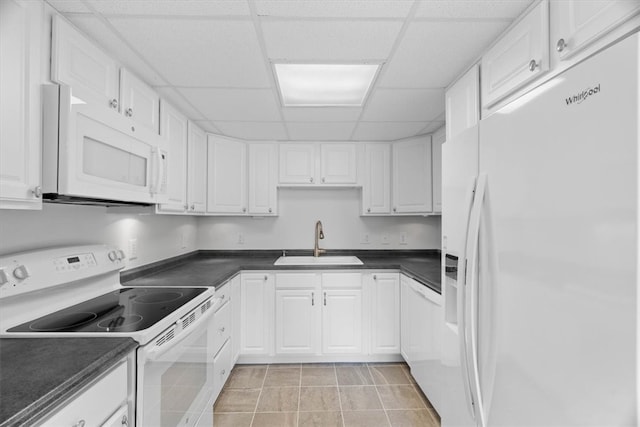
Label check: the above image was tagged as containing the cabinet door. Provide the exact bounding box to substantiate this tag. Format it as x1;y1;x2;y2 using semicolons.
157;100;188;213
322;289;362;354
248;143;277;215
240;273;274;355
551;0;640;60
445;64;479;141
481;1;549;108
187;122;207;213
320;143;357;184
392;136;433;214
431;135;443;214
213;339;232;402
120;69;160;134
276;289;320;354
0;0;42;210
207;135;247;214
400;279;411;362
51;16;119;110
279;143;316;184
370;273;400;354
230;276;241;364
362;144;391;215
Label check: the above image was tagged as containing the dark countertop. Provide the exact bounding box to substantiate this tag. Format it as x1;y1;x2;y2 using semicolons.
0;337;137;427
122;250;442;294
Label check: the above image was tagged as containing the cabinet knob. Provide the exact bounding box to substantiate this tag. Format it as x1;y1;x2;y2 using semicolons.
367;208;371;213
528;59;539;72
191;204;195;210
323;292;327;306
125;107;133;117
393;207;397;212
311;291;315;306
75;420;86;427
242;207;247;213
556;38;567;53
31;186;42;198
268;208;272;213
221;369;226;376
264;275;268;281
121;415;128;426
373;275;377;280
321;177;325;183
309;177;314;183
109;99;118;109
219;327;225;333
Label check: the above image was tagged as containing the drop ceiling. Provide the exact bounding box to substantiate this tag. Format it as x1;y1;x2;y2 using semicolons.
46;0;534;141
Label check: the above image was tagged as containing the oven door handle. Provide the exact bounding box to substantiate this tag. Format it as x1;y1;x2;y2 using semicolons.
144;303;216;362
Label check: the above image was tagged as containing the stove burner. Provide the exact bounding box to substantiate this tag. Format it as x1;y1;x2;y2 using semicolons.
29;312;97;331
134;292;183;304
97;315;143;331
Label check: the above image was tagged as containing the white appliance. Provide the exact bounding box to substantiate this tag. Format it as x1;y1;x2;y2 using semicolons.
42;84;168;205
0;245;219;427
442;33;639;426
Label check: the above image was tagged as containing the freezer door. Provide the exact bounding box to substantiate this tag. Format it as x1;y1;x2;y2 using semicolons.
477;34;638;425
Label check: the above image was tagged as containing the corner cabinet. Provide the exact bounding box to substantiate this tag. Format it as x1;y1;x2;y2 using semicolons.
156;100;188;213
207;135;247;214
362;143;392;215
248;143;278;216
240;273;275;356
392;136;433;214
0;0;43;210
368;272;400;354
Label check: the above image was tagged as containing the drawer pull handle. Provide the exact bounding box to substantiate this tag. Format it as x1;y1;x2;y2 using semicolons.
311;292;315;306
323;292;327;306
122;415;128;426
528;59;539;72
219;327;225;333
75;420;86;427
109;99;118;109
556;38;567;52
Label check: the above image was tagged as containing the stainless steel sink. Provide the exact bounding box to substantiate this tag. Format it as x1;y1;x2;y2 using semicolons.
273;255;363;266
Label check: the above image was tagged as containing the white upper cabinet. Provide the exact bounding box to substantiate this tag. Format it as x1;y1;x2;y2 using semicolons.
0;0;43;210
481;0;549;108
279;143;357;186
445;65;479;141
119;69;160;134
392;136;433;214
157;101;188;213
431;131;443;214
362;143;392;215
320;143;357;184
207;135;247;214
187;122;207;213
279;143;316;184
248;143;278;215
551;0;640;60
51;16;119;110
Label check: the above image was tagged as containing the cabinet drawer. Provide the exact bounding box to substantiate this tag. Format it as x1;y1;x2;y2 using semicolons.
216;283;231;305
276;273;320;289
39;361;128;426
214;300;231;355
213;339;232;400
321;272;362;288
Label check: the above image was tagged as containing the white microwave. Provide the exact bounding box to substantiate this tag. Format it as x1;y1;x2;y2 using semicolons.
43;84;168;205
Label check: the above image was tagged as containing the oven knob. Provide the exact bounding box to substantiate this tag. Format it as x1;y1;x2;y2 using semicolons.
108;251;118;261
13;265;29;280
117;249;126;260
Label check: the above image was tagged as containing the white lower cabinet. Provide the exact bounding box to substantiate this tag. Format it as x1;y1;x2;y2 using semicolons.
322;288;363;354
230;275;241;364
369;272;400;354
212;339;232;400
276;289;321;354
240;273;275;356
37;359;131;427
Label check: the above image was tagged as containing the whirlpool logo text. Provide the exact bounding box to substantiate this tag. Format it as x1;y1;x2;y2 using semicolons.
565;84;601;105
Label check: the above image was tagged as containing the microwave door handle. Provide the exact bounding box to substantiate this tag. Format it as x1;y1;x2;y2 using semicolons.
144;303;215;362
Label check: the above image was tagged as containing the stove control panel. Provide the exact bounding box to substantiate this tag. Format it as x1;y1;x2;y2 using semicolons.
0;245;124;299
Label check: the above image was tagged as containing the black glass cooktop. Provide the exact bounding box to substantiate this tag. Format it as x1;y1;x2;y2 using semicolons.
8;287;207;333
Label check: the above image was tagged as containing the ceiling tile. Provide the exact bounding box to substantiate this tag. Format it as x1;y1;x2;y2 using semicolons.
214;121;288;140
415;0;533;19
193;120;221;133
109;18;271;87
255;0;413;18
282;107;362;122
179;88;282;121
86;0;251;16
352;121;431;141
378;21;508;88
287;122;357;141
361;89;445;122
67;15;166;86
156;87;206;120
47;0;90;13
261;20;403;60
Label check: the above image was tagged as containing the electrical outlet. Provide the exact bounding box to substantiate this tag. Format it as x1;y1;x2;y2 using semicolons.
400;232;408;245
361;233;371;245
128;238;138;260
381;234;390;245
237;233;244;244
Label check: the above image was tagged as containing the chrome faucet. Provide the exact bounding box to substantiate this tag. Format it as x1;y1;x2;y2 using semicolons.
314;220;326;257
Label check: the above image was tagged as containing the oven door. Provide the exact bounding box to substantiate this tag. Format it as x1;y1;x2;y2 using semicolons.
136;307;215;427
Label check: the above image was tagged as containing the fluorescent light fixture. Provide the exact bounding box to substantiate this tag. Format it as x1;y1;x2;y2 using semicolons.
274;63;379;107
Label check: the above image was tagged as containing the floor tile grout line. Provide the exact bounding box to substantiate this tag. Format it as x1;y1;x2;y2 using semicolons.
296;363;302;427
367;363;393;427
249;364;270;427
333;364;346;427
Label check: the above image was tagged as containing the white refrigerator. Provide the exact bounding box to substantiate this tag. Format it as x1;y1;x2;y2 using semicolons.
442;32;639;426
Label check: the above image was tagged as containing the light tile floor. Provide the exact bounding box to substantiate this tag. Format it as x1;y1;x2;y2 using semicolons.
214;363;441;427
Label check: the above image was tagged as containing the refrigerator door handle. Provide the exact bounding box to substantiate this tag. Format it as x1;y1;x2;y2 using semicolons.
457;176;478;421
465;173;488;427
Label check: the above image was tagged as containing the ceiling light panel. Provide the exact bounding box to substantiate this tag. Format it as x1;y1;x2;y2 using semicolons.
275;63;378;106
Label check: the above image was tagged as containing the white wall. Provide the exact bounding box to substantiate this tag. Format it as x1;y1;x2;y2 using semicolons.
0;203;198;270
198;188;441;250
